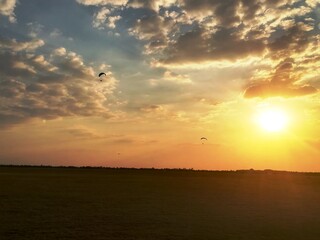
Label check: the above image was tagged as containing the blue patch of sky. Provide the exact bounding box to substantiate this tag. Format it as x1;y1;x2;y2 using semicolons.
107;7;172;81
2;0;176;87
159;4;182;14
267;8;317;44
10;0;152;77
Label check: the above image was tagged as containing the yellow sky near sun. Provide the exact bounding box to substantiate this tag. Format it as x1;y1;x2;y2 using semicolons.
0;94;319;171
0;0;319;171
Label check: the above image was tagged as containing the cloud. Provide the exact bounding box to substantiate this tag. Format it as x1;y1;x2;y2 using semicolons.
77;0;177;10
178;0;244;26
63;0;320;102
149;71;192;86
75;0;316;68
49;48;97;81
131;15;167;40
0;38;118;128
92;7;121;29
0;0;17;22
50;28;63;38
244;60;318;98
129;14;175;54
76;0;127;6
52;47;67;56
267;23;314;60
76;0;319;68
306;0;319;8
125;0;317;69
0;38;44;52
127;0;176;11
0;82;115;127
133;102;192;123
163;70;191;83
128;0;159;11
0;79;114;128
140;104;164;113
244;83;317;98
65;126;102;139
27;22;44;38
161;27;266;65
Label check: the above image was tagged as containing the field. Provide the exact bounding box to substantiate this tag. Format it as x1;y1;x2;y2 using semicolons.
1;166;320;240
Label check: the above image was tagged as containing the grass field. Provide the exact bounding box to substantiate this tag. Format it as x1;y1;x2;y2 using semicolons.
1;166;320;240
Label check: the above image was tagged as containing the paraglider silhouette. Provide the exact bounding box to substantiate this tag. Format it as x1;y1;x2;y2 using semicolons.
200;137;208;144
98;72;107;81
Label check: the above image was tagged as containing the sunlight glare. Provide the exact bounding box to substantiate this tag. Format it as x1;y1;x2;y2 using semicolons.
257;108;289;132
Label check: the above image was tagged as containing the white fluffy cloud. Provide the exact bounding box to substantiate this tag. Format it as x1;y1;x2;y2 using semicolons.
76;0;127;6
0;0;17;22
0;38;44;51
92;7;122;29
128;0;176;11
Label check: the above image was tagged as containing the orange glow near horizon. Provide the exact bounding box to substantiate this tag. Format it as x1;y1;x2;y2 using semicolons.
0;95;319;172
0;0;319;172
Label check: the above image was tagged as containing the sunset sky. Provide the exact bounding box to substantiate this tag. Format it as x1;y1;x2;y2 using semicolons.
0;0;319;171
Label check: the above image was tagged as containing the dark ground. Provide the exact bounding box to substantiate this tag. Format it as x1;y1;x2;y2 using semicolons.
1;166;320;240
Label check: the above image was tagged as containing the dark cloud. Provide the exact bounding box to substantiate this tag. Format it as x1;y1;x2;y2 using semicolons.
131;15;167;39
181;0;245;26
268;24;312;59
130;14;176;54
0;38;117;129
0;113;29;129
0;78;115;128
0;79;25;98
1;0;318;128
78;0;315;68
162;27;265;64
242;19;319;98
118;0;316;69
244;83;317;98
0;52;37;78
161;21;315;65
77;0;317;70
65;127;101;139
140;104;163;113
244;60;318;98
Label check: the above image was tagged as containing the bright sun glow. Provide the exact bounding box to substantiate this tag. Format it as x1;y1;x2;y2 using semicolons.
257;108;289;132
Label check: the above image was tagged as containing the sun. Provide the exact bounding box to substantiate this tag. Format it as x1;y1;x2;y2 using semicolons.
257;108;289;132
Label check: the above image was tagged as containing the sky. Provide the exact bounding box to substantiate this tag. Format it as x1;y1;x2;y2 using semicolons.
0;0;319;171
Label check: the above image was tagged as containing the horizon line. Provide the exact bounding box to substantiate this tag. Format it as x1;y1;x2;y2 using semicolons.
1;164;320;174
